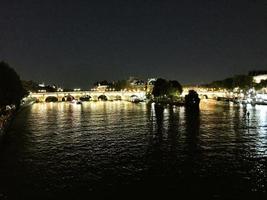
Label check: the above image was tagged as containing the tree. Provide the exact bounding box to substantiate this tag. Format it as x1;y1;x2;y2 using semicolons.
152;78;169;97
232;75;253;90
22;80;39;93
152;78;183;100
0;61;26;108
113;80;132;91
168;80;183;99
94;80;110;86
254;79;267;90
207;75;253;91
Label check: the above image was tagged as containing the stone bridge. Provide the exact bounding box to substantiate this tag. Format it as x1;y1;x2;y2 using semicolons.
30;88;232;102
30;91;147;102
182;88;232;99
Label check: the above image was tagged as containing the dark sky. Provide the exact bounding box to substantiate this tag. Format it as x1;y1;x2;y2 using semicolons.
1;0;266;88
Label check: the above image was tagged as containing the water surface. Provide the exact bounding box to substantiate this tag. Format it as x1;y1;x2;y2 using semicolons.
0;101;266;199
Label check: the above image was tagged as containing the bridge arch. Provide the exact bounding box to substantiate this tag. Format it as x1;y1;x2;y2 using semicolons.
130;94;141;102
115;95;122;100
130;94;139;99
98;95;108;101
80;95;91;101
45;96;58;102
200;94;208;99
62;95;75;102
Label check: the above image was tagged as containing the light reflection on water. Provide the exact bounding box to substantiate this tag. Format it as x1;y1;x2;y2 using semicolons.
0;101;266;199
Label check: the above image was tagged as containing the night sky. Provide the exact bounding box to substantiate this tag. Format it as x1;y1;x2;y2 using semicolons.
1;0;266;89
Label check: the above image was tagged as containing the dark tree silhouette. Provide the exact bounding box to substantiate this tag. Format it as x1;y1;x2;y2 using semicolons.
94;80;111;86
254;79;267;90
0;61;26;108
152;78;169;97
207;75;253;90
169;80;183;93
22;80;39;93
232;75;253;90
113;80;131;91
168;80;183;99
152;78;183;100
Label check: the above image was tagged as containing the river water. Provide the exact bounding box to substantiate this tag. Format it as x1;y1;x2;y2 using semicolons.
0;100;266;199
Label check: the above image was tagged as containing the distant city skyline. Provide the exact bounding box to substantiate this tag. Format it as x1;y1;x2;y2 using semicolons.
1;0;266;88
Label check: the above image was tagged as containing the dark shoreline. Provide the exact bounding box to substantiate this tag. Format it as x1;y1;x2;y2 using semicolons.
0;111;14;141
0;98;35;141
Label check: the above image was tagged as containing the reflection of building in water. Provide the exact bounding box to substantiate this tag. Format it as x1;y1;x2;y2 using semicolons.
246;105;267;156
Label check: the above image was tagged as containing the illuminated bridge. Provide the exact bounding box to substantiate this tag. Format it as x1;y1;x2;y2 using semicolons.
182;88;234;99
30;88;233;102
30;91;147;102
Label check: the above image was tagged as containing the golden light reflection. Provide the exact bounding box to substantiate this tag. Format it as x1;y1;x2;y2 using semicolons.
199;99;219;111
254;105;267;156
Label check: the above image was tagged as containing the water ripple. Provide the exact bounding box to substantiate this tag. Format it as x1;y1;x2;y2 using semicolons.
0;101;266;198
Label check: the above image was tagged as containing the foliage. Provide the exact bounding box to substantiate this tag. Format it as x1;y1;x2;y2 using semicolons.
113;80;132;91
207;75;253;90
152;78;183;99
0;61;26;107
93;80;111;86
22;80;57;92
233;75;253;90
168;80;183;99
22;80;39;93
254;79;267;90
152;78;169;97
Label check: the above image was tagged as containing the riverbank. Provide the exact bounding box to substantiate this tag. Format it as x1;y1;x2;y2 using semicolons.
0;97;35;140
0;110;15;140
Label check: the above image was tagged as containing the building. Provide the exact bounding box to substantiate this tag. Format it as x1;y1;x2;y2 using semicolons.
128;77;145;86
146;78;156;93
249;70;267;83
253;74;267;84
91;84;109;92
127;77;146;91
